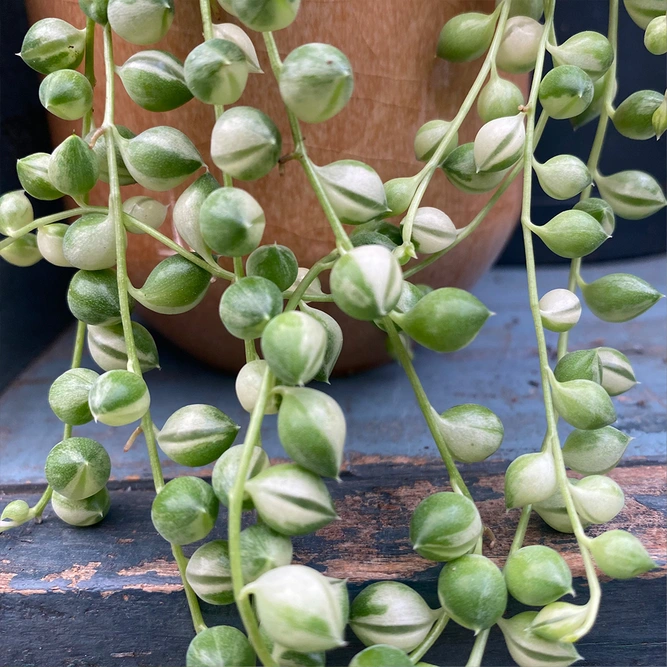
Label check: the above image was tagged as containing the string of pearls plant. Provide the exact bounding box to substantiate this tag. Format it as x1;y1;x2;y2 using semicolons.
1;0;665;664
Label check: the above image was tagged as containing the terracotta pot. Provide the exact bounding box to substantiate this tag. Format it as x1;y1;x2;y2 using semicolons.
26;0;525;375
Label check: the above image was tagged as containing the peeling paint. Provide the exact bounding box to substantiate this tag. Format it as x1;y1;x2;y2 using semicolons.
42;561;101;588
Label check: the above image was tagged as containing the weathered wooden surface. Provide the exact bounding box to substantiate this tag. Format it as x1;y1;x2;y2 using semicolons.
0;458;665;667
0;258;664;486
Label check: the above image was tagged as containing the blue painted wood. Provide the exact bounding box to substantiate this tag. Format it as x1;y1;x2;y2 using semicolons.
0;257;664;485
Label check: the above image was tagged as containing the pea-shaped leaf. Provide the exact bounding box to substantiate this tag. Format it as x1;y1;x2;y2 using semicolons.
549;371;616;430
129;254;212;315
211;444;270;510
588;530;656;579
52;487;111;527
279;43;353;124
107;0;175;45
261;311;327;385
276;387;346;478
185;625;255;667
63;213;117;271
409;491;482;561
184;39;249;106
242;565;345;652
442;143;508;194
498;612;582;667
211;107;282;181
539;288;582;332
158;404;240;467
20;18;85;74
34;224;68;268
244;463;337;535
88;369;151;426
505;450;558;508
436;11;498;62
496;16;544;74
151;476;219;545
88;321;159;373
330;245;403;321
115;126;203;192
595;170;666;220
437;554;507;631
504;545;573;606
219;276;283;340
49;135;99;198
17;153;64;201
45;437;111;500
118;50;192;112
39;70;93;121
413;119;458;162
233;0;301;32
563;426;631;475
581;272;663;322
350;581;439;652
199;187;266;257
395;287;491;353
49;368;99;425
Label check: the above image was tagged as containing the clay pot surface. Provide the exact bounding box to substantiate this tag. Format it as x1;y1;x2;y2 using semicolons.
26;0;524;374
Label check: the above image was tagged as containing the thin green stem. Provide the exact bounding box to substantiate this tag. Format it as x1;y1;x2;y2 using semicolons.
400;1;511;246
509;505;532;555
519;4;559;443
466;628;491;667
125;216;235;281
518;0;602;639
409;612;450;664
30;486;54;518
172;544;207;633
82;18;96;138
557;0;618;358
284;252;337;311
102;24;204;638
228;367;277;666
0;208;101;250
383;319;473;501
263;32;353;253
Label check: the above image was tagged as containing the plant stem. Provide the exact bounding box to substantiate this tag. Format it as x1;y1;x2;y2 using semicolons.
519;4;559;443
172;544;208;633
262;32;353;253
102;23;205;637
228;367;277;666
0;208;101;251
518;0;602;639
124;216;235;281
509;505;532;555
400;0;511;246
284;252;337;310
383;319;473;501
466;628;491;667
557;0;618;359
409;612;450;664
82;17;96;138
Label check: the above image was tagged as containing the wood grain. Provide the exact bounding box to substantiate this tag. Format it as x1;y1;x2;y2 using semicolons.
1;457;664;666
24;0;526;373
